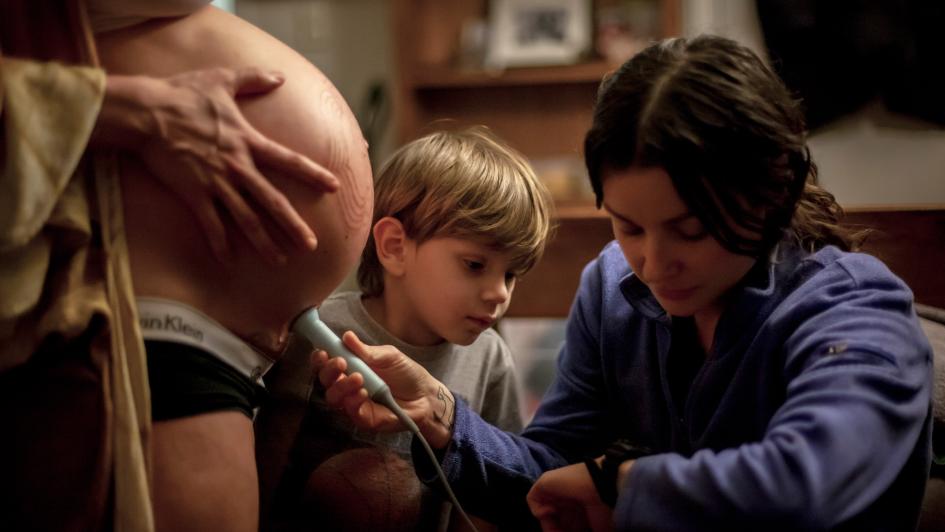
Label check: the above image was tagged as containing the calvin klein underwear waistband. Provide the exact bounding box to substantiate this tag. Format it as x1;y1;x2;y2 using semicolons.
136;297;274;384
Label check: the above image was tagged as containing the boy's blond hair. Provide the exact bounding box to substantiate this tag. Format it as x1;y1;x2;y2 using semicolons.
358;126;553;297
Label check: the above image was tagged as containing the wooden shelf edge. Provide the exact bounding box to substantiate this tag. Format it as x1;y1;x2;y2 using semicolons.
843;203;945;213
549;202;945;222
410;60;616;89
553;202;607;220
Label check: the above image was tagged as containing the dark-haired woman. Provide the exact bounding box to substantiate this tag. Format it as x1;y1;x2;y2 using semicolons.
314;35;932;531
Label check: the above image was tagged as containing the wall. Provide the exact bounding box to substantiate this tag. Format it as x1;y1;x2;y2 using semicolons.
681;0;945;207
236;0;397;168
236;0;397;292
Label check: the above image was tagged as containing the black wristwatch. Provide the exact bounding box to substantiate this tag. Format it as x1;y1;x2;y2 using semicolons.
585;439;652;507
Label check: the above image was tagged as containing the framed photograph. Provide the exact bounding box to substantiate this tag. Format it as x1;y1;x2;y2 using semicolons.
485;0;592;69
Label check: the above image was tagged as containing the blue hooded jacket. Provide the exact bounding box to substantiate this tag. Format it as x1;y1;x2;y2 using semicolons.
415;241;932;531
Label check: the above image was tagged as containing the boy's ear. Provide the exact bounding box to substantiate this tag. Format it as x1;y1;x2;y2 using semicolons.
373;216;408;277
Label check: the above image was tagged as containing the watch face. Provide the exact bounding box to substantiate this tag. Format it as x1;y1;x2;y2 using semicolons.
605;439;652;463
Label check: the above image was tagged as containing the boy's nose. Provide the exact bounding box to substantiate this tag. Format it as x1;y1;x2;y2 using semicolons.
482;276;510;305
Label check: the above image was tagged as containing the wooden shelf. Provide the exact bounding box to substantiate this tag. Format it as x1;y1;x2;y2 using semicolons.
411;60;617;89
509;206;945;317
553;202;608;220
844;203;945;213
391;0;685;317
391;0;682;156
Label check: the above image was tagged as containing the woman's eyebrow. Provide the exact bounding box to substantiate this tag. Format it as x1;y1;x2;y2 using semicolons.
601;202;636;224
665;212;699;226
602;203;695;227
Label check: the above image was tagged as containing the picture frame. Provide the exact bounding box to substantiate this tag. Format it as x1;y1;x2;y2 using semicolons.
485;0;592;69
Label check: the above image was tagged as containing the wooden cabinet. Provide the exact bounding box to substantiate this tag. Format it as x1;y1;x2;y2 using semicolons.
388;2;945;316
389;0;681;317
391;0;680;155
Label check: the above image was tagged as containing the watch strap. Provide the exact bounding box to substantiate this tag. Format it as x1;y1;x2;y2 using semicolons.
584;458;618;507
590;439;653;507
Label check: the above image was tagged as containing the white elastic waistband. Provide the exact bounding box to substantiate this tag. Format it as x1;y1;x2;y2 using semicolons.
136;297;274;384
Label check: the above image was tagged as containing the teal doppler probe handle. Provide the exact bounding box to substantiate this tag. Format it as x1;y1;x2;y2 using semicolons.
291;307;390;399
290;307;479;532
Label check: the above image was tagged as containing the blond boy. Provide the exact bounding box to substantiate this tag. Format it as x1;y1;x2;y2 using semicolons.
256;127;553;531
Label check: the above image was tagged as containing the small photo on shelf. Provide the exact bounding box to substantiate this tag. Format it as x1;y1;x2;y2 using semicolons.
595;0;661;65
485;0;593;70
531;156;595;204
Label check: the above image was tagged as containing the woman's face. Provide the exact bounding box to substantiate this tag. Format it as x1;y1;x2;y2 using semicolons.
602;166;756;322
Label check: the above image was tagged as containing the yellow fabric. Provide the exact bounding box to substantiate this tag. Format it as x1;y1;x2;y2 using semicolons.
95;155;155;532
0;58;153;531
0;58;101;327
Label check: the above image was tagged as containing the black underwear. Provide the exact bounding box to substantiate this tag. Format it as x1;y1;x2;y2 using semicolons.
146;339;266;421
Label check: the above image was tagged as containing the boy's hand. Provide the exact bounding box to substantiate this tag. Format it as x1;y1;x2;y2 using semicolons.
312;331;456;449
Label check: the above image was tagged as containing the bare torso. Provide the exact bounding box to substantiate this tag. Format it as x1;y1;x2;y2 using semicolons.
94;9;373;531
96;6;373;354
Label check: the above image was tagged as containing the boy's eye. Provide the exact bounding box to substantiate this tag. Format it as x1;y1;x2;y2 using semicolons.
504;272;517;286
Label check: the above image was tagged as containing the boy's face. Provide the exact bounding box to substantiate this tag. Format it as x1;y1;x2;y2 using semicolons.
398;236;517;346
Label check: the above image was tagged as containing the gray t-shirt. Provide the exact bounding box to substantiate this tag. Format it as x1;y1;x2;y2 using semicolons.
257;291;523;531
320;291;523;433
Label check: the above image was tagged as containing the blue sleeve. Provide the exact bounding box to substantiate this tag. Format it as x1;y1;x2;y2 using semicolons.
617;257;933;530
519;246;622;457
412;254;616;527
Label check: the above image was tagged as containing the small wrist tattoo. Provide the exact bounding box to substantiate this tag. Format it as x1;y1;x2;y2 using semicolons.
433;386;455;432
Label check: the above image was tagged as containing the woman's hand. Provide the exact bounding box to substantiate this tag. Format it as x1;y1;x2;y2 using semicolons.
312;331;456;449
92;66;339;265
526;460;615;532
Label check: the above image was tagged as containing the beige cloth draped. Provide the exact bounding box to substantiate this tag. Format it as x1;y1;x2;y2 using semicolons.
0;28;153;532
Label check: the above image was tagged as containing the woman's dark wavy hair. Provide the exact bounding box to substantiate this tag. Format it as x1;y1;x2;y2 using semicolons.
585;35;865;256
